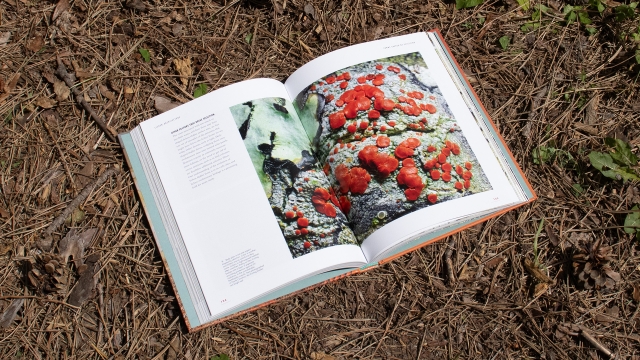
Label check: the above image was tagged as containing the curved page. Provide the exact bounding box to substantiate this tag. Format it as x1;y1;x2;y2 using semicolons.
284;33;520;261
139;79;366;319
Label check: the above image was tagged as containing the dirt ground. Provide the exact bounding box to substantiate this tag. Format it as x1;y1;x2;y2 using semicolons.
1;0;639;358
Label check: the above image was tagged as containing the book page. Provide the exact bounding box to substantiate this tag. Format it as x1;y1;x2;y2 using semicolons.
284;33;521;261
138;78;366;319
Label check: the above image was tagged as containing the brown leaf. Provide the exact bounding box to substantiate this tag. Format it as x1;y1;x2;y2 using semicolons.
53;80;70;101
166;336;181;360
0;32;11;46
26;35;44;52
533;282;548;297
67;254;100;307
310;351;336;360
633;283;640;302
153;95;180;113
36;97;57;109
545;224;559;247
98;84;115;101
0;72;21;104
125;0;147;11
52;0;70;21
0;206;9;218
173;58;192;87
0;299;23;328
58;228;99;267
485;256;504;269
523;258;554;284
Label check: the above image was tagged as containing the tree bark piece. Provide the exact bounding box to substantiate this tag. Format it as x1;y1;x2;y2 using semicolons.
40;166;119;250
54;63;118;143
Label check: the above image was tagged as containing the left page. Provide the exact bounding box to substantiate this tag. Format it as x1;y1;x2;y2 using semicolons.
137;78;366;321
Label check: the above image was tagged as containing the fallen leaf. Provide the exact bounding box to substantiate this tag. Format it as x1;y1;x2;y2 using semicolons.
67;254;100;306
0;206;8;218
533;282;548;297
304;3;316;18
125;0;147;11
173;58;192;87
26;35;44;52
485;256;505;269
0;32;11;46
0;299;23;328
3;72;21;94
58;228;99;267
523;258;554;284
545;224;559;247
604;268;621;282
53;80;70;101
633;283;640;302
98;84;115;101
166;336;181;360
154;95;180;113
310;352;335;360
52;0;70;21
36;97;57;109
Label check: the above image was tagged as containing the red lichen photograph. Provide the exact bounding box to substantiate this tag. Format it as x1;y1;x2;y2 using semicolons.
294;52;492;241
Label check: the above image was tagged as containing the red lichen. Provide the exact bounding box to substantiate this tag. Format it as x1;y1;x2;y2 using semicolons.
402;158;416;167
349;167;371;194
297;217;309;227
464;179;471;189
441;163;452;173
368;110;380;120
326;94;334;102
375;64;383;70
388;120;396;127
394;145;414;159
398;74;406;80
463;171;473;180
329;112;346;129
304;241;311;248
357;76;366;84
376;136;390;148
323;163;331;175
465;162;473;170
343;72;351;80
372;74;385;86
339;195;351;214
454;181;463;191
339;81;349;89
295;230;301;235
347;123;357;133
427;193;438;203
430;169;441;180
452;143;461;155
380;125;387;132
335;164;352;193
407;91;424;99
285;211;295;219
456;165;464;176
427;145;436;152
326;76;336;84
387;66;401;73
438;153;447;164
359;120;369;130
442;172;451;182
425;104;437;114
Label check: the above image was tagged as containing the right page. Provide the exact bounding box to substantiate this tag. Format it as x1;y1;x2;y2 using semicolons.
284;32;522;262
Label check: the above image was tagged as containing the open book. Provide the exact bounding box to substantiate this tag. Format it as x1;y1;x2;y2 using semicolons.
119;31;535;332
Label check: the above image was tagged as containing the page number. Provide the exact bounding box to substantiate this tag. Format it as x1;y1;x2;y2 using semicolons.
220;299;227;303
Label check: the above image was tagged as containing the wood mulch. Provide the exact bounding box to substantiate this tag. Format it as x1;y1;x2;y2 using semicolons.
0;0;639;358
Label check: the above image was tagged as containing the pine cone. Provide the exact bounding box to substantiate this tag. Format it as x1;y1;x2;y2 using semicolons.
25;254;69;294
571;240;620;290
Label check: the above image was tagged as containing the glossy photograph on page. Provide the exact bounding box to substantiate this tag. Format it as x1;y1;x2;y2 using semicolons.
293;52;492;241
229;97;358;258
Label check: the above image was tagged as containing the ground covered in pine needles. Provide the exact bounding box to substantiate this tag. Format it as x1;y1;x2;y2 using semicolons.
1;0;640;358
